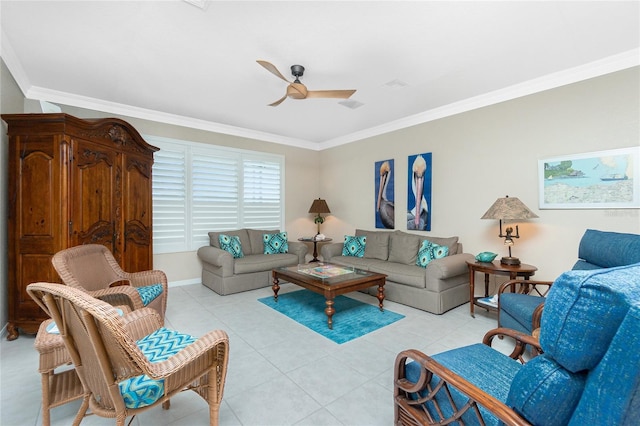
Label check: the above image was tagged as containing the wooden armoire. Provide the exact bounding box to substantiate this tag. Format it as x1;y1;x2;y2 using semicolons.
2;113;158;340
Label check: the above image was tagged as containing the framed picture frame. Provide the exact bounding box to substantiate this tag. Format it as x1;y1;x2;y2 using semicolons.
374;159;394;229
538;147;640;209
407;153;432;230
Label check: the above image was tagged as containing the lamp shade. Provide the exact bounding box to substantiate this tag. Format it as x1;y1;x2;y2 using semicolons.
309;198;331;214
481;196;538;220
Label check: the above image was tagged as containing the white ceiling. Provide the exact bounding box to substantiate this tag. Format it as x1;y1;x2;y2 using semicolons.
2;1;639;150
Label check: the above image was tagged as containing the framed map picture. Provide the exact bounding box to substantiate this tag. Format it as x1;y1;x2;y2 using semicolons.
538;147;640;209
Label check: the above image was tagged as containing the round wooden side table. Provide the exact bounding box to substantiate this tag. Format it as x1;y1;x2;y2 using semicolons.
298;237;333;262
466;260;537;318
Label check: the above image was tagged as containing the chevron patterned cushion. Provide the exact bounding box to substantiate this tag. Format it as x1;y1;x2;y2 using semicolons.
118;327;197;408
136;284;163;306
263;232;289;254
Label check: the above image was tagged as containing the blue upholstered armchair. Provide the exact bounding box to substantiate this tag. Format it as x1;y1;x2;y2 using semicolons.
498;229;640;334
394;262;640;425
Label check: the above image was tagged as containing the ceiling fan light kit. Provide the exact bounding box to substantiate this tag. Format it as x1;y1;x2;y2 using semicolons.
257;60;356;106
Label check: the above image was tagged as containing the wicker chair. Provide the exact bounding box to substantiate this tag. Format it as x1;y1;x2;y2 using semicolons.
27;282;230;426
52;244;168;321
394;263;640;425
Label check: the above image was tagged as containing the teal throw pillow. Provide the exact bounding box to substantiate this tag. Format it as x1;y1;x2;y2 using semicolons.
263;232;289;254
342;235;366;257
219;234;244;258
416;240;449;268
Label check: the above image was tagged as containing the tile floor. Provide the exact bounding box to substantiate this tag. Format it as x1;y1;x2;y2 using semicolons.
1;283;509;425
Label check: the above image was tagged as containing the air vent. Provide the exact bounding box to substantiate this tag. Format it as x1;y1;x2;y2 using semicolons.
384;79;408;88
339;100;364;109
183;0;210;10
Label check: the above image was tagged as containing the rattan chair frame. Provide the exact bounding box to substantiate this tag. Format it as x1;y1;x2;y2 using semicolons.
28;282;229;426
51;244;168;321
394;328;541;426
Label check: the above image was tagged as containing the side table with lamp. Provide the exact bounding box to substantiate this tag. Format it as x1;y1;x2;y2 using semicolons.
468;195;539;317
303;198;332;262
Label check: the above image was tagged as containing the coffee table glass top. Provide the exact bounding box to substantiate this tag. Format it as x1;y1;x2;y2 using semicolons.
278;263;375;283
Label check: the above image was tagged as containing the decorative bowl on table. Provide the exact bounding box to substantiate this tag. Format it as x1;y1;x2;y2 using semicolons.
475;252;498;263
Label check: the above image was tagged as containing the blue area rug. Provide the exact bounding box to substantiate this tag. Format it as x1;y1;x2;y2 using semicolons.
258;289;405;344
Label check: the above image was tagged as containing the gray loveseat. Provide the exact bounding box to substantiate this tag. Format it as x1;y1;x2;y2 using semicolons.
321;229;475;314
197;229;308;295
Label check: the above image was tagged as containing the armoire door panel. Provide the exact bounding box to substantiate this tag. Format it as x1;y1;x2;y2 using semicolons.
70;140;118;253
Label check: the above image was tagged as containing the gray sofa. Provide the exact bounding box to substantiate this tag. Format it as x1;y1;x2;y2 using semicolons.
197;229;308;295
320;229;475;314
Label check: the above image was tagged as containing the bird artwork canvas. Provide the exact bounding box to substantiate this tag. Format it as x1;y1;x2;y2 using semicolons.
407;153;432;231
375;159;394;229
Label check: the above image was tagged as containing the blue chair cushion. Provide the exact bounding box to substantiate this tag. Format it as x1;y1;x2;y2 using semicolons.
136;284;163;307
263;232;289;254
569;304;640;425
541;263;640;372
507;354;586;426
500;293;545;334
118;327;197;408
577;229;640;268
405;343;521;425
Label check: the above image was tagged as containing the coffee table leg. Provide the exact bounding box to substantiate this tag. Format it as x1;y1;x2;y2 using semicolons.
325;298;335;330
272;277;280;302
377;284;385;311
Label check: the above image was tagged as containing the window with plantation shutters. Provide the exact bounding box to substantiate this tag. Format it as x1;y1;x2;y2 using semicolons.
148;136;284;254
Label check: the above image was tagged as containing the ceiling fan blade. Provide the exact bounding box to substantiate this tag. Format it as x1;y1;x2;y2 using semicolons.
305;89;356;99
257;60;291;83
268;93;288;107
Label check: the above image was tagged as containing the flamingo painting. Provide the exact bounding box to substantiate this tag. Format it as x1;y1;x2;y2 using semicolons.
376;160;394;229
407;153;432;231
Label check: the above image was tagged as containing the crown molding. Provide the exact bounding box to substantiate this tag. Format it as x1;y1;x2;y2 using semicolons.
320;49;639;150
1;29;30;96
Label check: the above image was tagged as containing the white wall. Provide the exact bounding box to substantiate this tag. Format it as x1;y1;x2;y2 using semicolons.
319;67;640;281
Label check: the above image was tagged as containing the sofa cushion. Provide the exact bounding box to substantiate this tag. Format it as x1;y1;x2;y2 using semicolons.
342;235;366;257
218;234;244;258
388;231;421;264
263;232;289;254
247;229;280;255
368;260;425;288
356;229;390;260
424;236;459;256
416;240;449;268
507;354;586;426
541;263;640;372
234;253;299;274
577;229;640;268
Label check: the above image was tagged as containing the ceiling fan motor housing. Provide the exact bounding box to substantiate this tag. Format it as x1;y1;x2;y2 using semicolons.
290;65;305;78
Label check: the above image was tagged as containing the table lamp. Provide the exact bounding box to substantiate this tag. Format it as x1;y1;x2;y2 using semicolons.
481;195;538;265
308;198;330;236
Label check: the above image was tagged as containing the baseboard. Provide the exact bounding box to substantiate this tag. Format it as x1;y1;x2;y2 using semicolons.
168;278;201;287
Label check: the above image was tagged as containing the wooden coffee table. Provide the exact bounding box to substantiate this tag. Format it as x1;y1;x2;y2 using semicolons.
271;264;387;329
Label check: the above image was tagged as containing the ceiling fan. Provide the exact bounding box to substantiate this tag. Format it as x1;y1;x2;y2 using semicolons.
257;60;356;107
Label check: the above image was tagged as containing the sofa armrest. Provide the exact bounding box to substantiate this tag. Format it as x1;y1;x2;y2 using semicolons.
287;241;309;263
197;246;234;277
426;253;476;280
320;242;344;261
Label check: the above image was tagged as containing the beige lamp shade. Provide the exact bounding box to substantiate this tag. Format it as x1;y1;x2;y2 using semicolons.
481;196;538;220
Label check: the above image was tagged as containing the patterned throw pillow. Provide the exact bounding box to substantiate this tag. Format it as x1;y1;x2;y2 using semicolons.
342;235;366;257
416;240;449;268
263;232;289;254
219;234;244;258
